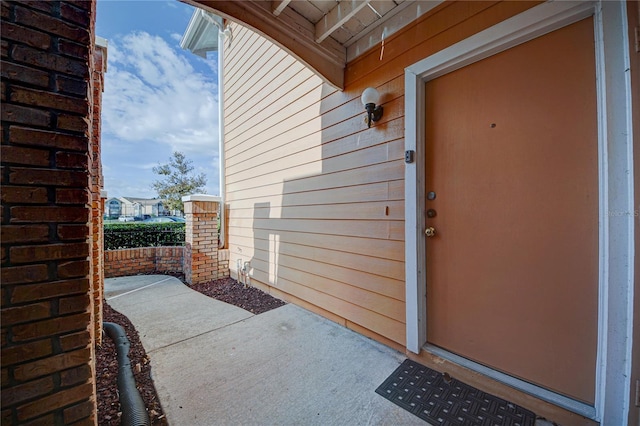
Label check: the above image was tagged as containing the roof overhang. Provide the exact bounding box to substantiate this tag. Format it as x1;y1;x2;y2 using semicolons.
180;8;223;56
183;0;345;88
180;1;442;90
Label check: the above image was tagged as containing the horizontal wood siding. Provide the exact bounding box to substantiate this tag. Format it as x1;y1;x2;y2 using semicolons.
224;1;539;346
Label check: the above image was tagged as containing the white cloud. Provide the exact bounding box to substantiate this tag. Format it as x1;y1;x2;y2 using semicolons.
102;31;219;157
101;31;220;198
137;163;160;170
105;175;156;199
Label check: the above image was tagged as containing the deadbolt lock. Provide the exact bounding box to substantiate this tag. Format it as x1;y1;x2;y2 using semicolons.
425;227;436;237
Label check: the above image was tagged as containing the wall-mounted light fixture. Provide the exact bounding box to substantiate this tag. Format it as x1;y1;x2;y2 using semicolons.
361;87;383;128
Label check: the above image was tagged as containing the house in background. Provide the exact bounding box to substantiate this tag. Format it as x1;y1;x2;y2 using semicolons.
106;197;132;218
124;197;168;217
182;1;639;425
105;197;169;218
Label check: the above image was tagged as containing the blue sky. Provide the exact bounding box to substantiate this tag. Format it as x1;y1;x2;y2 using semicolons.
96;0;220;199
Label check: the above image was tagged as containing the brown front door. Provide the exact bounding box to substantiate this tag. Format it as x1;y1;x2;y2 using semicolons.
425;17;598;404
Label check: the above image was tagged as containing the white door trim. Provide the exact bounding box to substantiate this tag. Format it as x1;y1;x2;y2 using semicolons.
404;1;634;423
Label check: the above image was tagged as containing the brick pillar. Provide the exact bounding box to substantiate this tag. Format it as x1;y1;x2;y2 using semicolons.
90;41;106;347
183;195;222;285
1;1;98;424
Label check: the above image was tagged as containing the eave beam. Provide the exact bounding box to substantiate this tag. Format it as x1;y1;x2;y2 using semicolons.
271;0;291;16
186;0;346;90
316;0;371;43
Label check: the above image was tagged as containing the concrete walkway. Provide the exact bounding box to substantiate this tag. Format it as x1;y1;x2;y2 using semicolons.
105;275;427;425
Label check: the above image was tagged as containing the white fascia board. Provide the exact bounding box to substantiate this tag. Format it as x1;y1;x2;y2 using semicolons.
181;9;221;56
95;35;108;48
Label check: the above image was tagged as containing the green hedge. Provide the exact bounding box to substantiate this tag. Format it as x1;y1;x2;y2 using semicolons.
104;223;185;250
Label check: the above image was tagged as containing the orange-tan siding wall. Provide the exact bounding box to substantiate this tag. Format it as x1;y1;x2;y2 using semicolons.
223;1;540;347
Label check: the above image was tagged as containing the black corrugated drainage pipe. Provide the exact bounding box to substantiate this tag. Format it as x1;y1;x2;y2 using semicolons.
103;322;151;426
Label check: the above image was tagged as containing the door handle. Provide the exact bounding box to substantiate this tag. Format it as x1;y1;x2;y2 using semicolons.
425;227;436;237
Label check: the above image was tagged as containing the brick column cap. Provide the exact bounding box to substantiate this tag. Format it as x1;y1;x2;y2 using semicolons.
96;36;108;48
182;194;221;203
100;190;108;199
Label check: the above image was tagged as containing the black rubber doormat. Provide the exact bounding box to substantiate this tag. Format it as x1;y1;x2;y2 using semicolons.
375;359;536;426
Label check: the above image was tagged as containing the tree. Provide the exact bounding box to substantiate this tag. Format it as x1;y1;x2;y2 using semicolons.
152;151;207;213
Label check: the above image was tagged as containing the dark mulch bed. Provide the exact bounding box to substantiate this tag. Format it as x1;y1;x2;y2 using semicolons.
97;303;168;426
97;274;285;424
190;276;286;314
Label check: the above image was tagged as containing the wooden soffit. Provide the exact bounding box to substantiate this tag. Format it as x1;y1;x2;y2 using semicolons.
182;1;443;90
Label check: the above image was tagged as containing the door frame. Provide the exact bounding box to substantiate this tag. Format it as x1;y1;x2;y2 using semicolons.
403;1;634;423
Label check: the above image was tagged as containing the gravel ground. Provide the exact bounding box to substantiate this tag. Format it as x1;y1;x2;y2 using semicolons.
97;275;286;424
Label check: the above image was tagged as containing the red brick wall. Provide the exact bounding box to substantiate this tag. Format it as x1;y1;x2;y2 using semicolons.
1;1;97;424
155;246;183;273
104;247;184;278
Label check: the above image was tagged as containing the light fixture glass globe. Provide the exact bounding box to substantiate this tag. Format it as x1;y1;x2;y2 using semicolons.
361;87;380;106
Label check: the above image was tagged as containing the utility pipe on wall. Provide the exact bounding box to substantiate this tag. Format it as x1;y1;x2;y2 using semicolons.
216;21;227;249
199;11;228;249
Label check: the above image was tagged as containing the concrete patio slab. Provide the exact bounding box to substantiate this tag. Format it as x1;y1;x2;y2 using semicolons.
106;275;253;353
151;303;425;426
104;275;427;425
105;275;192;301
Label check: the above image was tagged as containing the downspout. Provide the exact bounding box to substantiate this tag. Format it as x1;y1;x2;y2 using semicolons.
201;12;228;249
217;23;226;249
